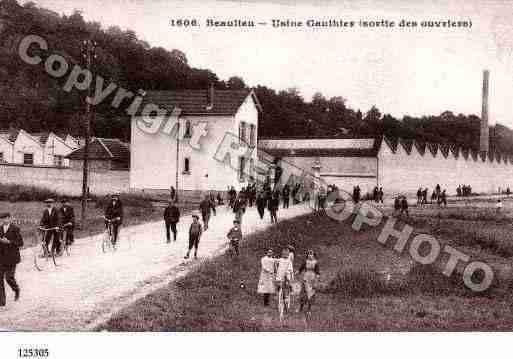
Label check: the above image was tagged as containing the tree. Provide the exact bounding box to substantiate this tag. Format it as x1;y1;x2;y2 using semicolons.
226;76;247;89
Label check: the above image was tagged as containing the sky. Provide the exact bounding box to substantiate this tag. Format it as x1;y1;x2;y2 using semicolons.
30;0;513;127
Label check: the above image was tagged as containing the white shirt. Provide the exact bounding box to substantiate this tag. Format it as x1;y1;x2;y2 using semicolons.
276;257;293;281
3;224;9;234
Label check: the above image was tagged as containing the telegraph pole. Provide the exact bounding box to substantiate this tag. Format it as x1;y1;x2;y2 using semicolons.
81;39;97;228
175;120;179;203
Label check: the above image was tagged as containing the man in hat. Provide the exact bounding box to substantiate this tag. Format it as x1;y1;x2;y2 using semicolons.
105;194;123;246
163;200;180;243
227;219;242;256
185;214;203;259
0;212;23;306
40;198;61;254
58;197;75;246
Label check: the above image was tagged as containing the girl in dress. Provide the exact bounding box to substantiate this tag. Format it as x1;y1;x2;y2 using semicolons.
297;250;320;314
257;249;276;306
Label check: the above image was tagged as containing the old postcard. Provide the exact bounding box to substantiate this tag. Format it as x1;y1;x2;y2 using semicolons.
1;0;513;357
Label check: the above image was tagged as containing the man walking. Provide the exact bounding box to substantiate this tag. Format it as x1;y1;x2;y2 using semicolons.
256;190;266;220
0;212;23;307
282;184;290;209
269;191;280;224
199;195;212;230
184;214;203;259
164;201;180;243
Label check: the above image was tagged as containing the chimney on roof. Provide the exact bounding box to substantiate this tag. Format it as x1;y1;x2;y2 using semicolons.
206;83;214;110
480;69;490;153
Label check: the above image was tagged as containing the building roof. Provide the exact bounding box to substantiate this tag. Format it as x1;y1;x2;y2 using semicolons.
259;138;380;157
66;138;130;162
136;89;260;116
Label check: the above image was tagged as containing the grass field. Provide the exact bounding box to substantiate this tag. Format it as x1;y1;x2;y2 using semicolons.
101;200;513;331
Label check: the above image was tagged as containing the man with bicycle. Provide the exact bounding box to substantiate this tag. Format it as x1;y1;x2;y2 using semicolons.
58;197;75;247
105;194;123;246
40;198;61;255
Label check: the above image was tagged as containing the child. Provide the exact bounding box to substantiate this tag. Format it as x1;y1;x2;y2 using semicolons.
184;214;203;259
227;220;242;256
275;247;294;286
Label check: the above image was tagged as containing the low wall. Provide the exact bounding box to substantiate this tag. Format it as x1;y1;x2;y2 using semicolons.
0;163;129;196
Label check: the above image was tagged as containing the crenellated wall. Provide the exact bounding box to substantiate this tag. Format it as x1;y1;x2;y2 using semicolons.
378;137;513;196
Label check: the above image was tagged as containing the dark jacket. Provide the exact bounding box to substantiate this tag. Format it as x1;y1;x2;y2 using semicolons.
256;195;266;209
40;207;60;228
105;200;123;223
199;199;212;216
0;224;23;265
268;195;280;211
164;205;180;223
59;205;75;229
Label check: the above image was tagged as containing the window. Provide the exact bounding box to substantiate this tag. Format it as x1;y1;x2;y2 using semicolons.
183;157;190;174
54;155;64;167
184;120;192;139
249;124;255;147
239;122;246;144
239;156;246;181
0;152;3;163
23;153;34;165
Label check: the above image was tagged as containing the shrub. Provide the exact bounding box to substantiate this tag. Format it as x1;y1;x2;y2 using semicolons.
0;183;61;202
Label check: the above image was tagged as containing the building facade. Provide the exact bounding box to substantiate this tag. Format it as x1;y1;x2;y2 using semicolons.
130;88;261;194
0;129;77;167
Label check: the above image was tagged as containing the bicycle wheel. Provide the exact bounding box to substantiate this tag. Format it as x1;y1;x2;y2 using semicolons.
50;239;59;267
101;232;111;253
34;243;51;271
278;286;285;321
63;231;71;256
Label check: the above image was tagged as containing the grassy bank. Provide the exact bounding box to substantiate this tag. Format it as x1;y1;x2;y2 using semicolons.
101;205;513;331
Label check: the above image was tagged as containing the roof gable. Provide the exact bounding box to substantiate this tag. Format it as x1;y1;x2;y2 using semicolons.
66;138;130;162
137;89;256;117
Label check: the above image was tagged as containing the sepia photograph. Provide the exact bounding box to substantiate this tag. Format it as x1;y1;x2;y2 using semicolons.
1;0;513;352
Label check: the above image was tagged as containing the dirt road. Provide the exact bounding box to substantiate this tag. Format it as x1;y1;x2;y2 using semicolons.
0;204;311;331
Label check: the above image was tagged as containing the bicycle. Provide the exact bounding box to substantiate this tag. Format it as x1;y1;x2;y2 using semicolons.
60;223;73;257
33;227;60;271
276;277;292;321
101;216;116;253
101;216;130;253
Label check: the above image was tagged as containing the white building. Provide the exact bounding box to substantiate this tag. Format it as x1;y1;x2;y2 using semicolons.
259;136;513;198
0;129;77;167
130;87;262;194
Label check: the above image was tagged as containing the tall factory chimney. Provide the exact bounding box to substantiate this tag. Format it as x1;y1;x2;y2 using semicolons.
480;69;490;153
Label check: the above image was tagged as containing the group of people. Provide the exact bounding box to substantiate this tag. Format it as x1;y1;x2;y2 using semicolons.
456;184;473;197
414;184;448;207
372;186;384;203
0;194;124;308
163;181;301;261
257;246;320;315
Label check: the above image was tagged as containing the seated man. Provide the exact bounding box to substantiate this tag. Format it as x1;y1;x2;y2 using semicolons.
105;194;123;245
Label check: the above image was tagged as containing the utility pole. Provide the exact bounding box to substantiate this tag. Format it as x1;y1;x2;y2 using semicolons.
81;39;97;228
175;120;179;203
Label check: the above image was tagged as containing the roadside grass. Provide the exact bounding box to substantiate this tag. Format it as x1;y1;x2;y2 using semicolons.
101;206;513;331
